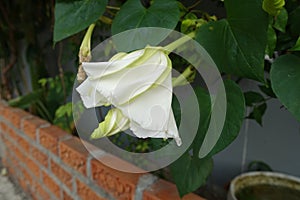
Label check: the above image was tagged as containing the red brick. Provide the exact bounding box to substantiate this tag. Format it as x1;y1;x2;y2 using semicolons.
18;136;31;154
6;155;19;176
39;125;70;155
6;124;19;140
76;179;106;200
31;146;48;167
21;167;33;186
36;184;51;200
26;157;41;180
22;116;49;140
0;121;8;133
143;179;206;200
97;153;146;173
63;190;73;200
19;178;28;193
59;137;89;176
91;158;142;200
50;159;73;190
2;135;13;149
14;144;26;162
30;193;39;200
42;170;61;199
2;107;31;128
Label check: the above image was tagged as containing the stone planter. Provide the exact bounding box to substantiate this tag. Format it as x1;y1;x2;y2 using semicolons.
227;171;300;200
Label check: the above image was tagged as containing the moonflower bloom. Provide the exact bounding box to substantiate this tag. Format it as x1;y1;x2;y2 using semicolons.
76;46;182;146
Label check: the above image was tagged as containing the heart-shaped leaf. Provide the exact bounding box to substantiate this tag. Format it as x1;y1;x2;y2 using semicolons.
170;152;213;197
202;80;245;157
111;0;180;35
54;0;107;42
271;54;300;122
196;0;268;81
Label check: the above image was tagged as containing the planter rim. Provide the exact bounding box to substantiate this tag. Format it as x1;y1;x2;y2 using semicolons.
228;171;300;200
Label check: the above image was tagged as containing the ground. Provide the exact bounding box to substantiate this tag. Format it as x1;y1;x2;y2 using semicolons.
0;163;29;200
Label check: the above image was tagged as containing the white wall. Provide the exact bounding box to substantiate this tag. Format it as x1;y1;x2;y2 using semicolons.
212;97;300;186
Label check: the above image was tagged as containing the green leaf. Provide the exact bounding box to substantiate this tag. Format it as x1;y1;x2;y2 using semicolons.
290;36;300;51
53;102;73;132
205;80;245;156
273;8;288;32
248;103;267;126
266;25;277;56
262;0;285;16
111;0;180;35
192;87;212;155
8;90;43;109
271;54;300;122
196;0;268;81
53;0;107;42
259;80;277;98
248;160;273;171
289;6;300;35
170;81;244;196
170;153;213;197
172;96;181;126
244;91;265;106
181;13;206;34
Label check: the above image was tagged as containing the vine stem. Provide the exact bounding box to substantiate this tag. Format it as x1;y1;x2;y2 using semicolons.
164;32;196;54
172;65;195;87
106;5;120;10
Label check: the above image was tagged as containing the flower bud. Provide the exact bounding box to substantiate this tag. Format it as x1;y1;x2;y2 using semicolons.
77;46;182;146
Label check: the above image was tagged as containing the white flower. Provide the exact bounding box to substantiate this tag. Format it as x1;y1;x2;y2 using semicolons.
76;46;182;146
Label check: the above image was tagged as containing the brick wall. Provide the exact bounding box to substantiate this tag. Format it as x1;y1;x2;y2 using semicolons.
0;101;205;200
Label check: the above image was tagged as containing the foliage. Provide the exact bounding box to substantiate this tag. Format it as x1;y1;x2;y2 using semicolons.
53;0;300;196
54;0;108;42
8;73;75;132
2;0;300;197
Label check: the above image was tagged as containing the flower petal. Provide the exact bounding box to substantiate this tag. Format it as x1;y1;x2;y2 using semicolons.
82;50;144;79
118;66;174;136
76;79;109;108
130;109;181;146
111;51;170;105
91;108;129;138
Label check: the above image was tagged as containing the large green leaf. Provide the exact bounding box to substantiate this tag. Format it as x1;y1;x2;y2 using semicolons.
203;80;245;157
53;0;107;42
190;87;212;156
170;152;213;197
270;54;300;122
289;6;300;36
244;91;265;106
248;102;267;126
111;0;180;35
290;37;300;51
266;24;277;56
169;86;213;197
196;0;268;81
170;81;244;196
244;91;267;125
273;8;288;32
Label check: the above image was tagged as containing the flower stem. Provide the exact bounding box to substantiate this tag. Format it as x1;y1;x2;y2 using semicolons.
164;32;195;53
172;65;196;87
